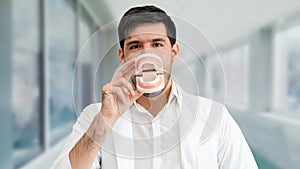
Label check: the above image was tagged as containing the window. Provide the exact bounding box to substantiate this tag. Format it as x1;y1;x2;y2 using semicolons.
79;5;95;52
76;6;97;110
12;0;42;167
206;44;249;108
9;0;100;167
47;0;77;144
221;45;250;108
206;55;226;103
287;45;300;112
274;25;300;113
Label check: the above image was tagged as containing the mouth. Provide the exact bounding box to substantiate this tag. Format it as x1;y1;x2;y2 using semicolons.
134;53;165;93
135;69;163;77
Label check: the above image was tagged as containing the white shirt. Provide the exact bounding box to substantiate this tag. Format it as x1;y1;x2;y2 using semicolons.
129;83;181;169
51;82;258;169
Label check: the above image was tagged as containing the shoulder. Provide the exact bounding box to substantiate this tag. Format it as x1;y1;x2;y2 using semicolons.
179;88;230;143
180;87;226;117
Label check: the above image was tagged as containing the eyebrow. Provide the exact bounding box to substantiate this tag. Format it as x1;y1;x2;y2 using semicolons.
126;38;166;46
126;40;140;46
152;38;166;43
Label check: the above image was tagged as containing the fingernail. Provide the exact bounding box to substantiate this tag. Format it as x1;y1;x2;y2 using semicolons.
123;88;129;95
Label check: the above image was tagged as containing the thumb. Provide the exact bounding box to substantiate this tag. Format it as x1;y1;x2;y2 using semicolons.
130;90;143;104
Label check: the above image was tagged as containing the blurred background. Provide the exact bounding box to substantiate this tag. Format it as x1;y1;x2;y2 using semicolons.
1;0;300;168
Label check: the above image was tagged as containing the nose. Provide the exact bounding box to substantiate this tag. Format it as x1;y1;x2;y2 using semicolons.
139;43;156;56
143;42;153;51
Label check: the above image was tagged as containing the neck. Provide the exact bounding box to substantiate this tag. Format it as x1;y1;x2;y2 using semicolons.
136;78;173;117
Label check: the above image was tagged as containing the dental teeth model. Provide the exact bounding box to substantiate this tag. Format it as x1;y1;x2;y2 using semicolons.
134;53;164;93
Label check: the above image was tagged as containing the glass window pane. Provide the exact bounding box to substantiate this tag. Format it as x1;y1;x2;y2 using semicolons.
79;6;94;49
78;5;95;63
206;56;226;103
12;0;42;167
206;45;249;108
76;6;96;110
277;25;300;113
221;45;249;108
288;48;300;112
47;0;77;144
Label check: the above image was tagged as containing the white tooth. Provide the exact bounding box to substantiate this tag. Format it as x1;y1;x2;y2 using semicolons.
137;74;163;86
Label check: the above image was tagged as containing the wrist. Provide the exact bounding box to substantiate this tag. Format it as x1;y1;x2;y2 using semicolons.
94;111;118;129
99;107;120;120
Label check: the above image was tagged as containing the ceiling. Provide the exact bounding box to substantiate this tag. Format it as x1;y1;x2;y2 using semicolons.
84;0;300;50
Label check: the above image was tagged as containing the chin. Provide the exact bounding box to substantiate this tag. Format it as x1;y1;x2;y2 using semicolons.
142;90;164;98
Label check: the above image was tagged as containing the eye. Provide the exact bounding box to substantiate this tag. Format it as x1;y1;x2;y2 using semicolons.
153;43;163;47
129;44;141;50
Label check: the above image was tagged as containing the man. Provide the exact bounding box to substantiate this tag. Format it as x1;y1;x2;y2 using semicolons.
52;5;258;169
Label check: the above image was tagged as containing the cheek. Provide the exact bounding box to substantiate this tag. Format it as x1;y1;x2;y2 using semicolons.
162;57;173;69
124;52;142;62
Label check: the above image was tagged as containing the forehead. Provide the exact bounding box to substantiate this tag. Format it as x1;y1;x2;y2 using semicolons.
126;23;168;41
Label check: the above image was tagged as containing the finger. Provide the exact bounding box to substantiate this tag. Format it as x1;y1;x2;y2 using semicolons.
130;90;143;104
122;64;135;80
112;78;135;96
112;86;128;105
102;83;113;97
118;59;135;74
113;61;135;81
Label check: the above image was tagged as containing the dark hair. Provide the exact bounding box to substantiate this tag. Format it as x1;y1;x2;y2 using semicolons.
118;5;176;50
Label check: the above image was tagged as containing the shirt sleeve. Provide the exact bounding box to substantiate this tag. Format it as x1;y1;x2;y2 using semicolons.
50;103;102;169
217;106;258;169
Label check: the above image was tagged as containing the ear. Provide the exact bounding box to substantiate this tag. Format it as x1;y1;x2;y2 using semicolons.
118;48;125;64
171;43;180;63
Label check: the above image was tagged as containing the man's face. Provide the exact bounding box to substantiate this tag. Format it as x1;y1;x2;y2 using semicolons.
118;23;179;96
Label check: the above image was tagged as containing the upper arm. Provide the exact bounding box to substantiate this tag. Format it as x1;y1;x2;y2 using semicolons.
217;106;258;169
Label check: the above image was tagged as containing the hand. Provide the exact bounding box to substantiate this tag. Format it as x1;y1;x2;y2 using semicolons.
100;59;143;124
70;60;142;169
